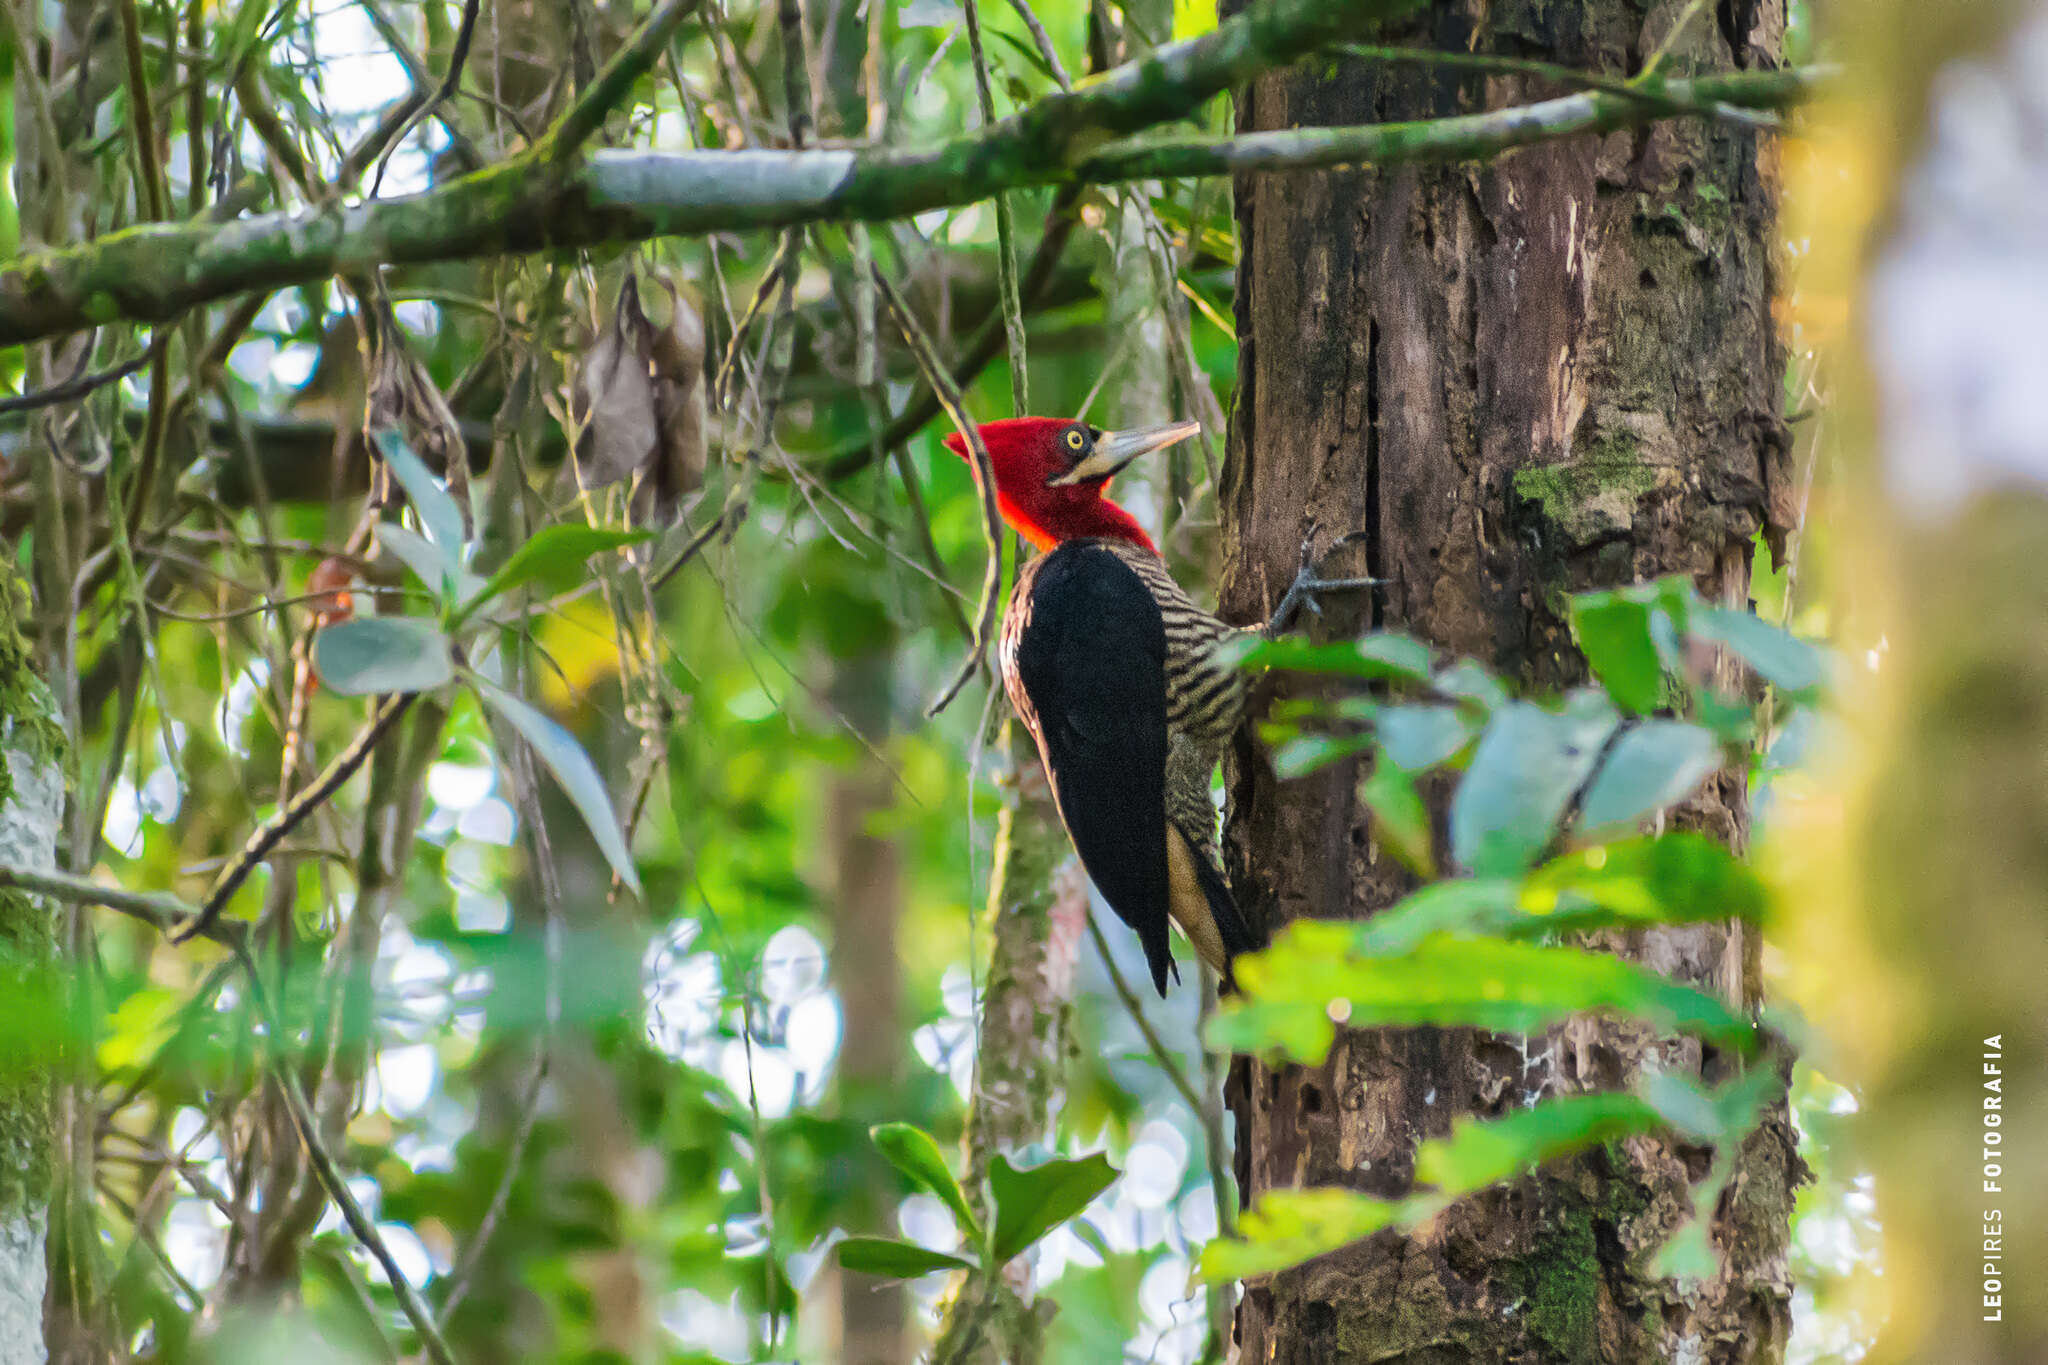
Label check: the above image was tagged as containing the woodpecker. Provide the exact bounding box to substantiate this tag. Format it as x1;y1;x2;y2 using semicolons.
944;416;1364;996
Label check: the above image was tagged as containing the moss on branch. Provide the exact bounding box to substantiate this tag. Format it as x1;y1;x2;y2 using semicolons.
0;39;1814;348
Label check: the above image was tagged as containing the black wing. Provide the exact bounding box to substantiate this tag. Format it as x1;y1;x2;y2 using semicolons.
1010;543;1176;995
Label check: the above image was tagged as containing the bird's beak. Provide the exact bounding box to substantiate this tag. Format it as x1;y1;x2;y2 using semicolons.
1046;419;1201;486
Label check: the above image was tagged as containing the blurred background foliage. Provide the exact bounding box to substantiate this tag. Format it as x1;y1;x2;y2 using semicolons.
0;0;1894;1362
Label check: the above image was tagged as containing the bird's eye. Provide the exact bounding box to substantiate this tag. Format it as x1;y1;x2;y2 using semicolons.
1064;428;1086;451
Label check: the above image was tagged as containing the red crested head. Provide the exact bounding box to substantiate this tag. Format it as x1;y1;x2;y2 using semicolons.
941;416;1200;554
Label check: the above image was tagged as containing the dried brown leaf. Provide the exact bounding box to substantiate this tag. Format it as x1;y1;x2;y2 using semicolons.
365;292;472;533
574;271;708;535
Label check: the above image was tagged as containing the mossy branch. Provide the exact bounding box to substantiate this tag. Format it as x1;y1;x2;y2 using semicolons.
0;55;1813;348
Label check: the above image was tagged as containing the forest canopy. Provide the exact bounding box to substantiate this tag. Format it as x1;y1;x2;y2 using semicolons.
0;1;2040;1364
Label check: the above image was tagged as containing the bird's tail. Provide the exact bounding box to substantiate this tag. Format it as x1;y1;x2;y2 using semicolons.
1166;825;1266;991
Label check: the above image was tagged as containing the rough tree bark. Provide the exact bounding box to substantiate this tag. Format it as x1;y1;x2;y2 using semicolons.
0;572;62;1365
1218;2;1801;1360
932;727;1086;1365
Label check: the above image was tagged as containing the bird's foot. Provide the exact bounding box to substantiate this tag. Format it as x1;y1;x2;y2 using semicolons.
1264;527;1380;638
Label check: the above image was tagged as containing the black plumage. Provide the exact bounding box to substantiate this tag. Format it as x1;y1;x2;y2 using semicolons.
1005;542;1182;994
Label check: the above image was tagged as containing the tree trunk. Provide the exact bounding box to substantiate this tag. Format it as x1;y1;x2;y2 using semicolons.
1218;2;1800;1360
933;727;1086;1365
0;574;62;1365
828;648;910;1365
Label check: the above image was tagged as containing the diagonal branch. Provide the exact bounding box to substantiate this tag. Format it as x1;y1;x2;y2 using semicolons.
0;861;242;946
0;0;1407;345
871;266;1001;719
0;59;1814;348
173;692;416;945
542;0;706;161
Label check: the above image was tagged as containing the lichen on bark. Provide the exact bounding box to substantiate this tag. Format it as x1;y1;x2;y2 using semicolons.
0;563;64;1365
932;724;1085;1365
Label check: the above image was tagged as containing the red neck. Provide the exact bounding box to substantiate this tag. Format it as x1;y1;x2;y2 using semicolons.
1001;490;1156;555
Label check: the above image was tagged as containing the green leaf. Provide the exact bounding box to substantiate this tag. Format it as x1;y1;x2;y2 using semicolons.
1353;836;1766;957
1450;694;1618;875
97;987;185;1073
985;25;1058;82
1273;733;1373;779
1525;834;1769;929
465;524;655;615
1431;660;1509;711
989;1152;1119;1262
472;679;641;894
1043;1251;1149;1365
1415;1094;1664;1191
303;1243;395;1358
378;524;456;601
833;1237;973;1279
1642;1062;1788;1283
1571;593;1667;714
870;1123;981;1240
1640;1073;1722;1143
372;428;464;570
1197;1186;1416;1283
313;617;454;695
1354;879;1524;954
1229;631;1433;683
1576;720;1721;834
1201;1087;1732;1285
1375;705;1472;772
1642;1061;1783;1143
1215;927;1755;1066
1690;607;1828;696
1361;763;1434;877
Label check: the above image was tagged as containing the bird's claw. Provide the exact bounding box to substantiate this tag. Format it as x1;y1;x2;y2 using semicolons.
1265;524;1381;637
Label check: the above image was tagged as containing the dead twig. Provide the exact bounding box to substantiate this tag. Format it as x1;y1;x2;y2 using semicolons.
173;692;416;944
367;0;485;197
870;266;1002;718
542;0;705;160
226;935;458;1365
0;335;160;417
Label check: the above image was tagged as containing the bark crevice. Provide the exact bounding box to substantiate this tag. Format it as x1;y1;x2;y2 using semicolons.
1220;2;1798;1359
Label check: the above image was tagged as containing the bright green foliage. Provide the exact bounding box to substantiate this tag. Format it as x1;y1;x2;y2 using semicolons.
834;1238;974;1277
0;1;1841;1357
872;1121;983;1241
375;429;466;573
1199;1186;1414;1283
1692;604;1830;697
1524;834;1770;929
989;1151;1120;1262
1374;703;1475;771
1340;834;1767;957
309;430;647;891
314;617;455;694
1577;719;1721;834
1569;577;1693;713
834;1127;1120;1279
1360;762;1434;876
467;524;654;612
1230;630;1436;682
1415;1094;1666;1190
1212;927;1755;1066
1204;577;1821;1286
473;680;642;894
1452;694;1619;874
